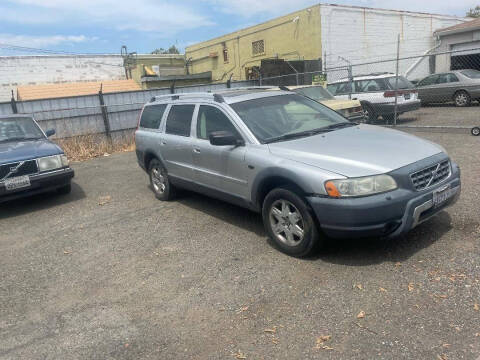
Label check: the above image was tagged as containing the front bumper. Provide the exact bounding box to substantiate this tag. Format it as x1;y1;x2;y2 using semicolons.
0;167;74;203
372;100;421;115
307;161;461;239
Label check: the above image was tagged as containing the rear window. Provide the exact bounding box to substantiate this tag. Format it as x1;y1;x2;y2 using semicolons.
139;104;167;129
385;76;414;90
354;78;388;92
165;105;195;137
461;69;480;79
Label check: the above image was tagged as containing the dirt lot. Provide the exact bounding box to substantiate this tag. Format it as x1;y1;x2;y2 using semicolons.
1;107;479;359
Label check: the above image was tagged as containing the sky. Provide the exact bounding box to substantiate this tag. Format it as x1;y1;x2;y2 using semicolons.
0;0;478;56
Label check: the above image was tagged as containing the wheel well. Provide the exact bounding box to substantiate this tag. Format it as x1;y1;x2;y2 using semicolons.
256;176;305;209
453;89;469;98
144;152;160;170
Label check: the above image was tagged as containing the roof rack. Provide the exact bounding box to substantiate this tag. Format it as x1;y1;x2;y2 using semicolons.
150;92;224;103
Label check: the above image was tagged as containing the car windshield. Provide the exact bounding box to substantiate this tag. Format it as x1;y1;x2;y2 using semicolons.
293;86;335;101
230;93;349;143
460;69;480;79
385;76;415;89
0;117;45;143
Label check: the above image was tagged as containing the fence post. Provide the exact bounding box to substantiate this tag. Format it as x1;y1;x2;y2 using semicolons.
348;65;353;100
393;34;400;126
98;85;112;144
10;90;18;114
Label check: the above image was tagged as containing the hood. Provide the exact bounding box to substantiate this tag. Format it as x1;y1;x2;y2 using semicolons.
320;99;361;111
0;139;63;164
268;124;444;177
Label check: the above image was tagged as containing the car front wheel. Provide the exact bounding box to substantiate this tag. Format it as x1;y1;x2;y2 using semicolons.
149;159;175;201
262;188;322;257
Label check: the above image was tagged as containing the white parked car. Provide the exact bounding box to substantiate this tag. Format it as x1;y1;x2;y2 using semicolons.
327;72;421;122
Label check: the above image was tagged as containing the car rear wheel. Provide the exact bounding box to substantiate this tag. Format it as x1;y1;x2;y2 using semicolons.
149;159;175;201
362;104;377;123
454;91;471;107
472;127;480;136
262;187;322;257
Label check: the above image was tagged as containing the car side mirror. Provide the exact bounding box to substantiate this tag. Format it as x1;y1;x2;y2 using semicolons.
209;131;244;146
45;129;55;137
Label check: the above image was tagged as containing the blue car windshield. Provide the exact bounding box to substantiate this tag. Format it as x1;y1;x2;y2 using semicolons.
0;117;45;142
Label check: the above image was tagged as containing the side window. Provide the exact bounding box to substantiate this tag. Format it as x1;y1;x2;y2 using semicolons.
165;105;195;137
139;104;167;129
326;83;338;95
331;82;352;95
418;75;438;86
355;79;387;92
197;105;240;140
447;73;459;83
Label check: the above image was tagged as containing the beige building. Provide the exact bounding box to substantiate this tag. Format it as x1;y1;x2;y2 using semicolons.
186;5;322;82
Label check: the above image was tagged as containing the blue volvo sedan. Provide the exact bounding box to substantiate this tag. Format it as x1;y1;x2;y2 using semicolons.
0;114;74;203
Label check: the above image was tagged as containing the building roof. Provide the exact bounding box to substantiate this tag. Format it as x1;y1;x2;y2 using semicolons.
17;79;141;101
435;17;480;36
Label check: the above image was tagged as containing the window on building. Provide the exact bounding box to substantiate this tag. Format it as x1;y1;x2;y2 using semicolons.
139;104;167;129
165;105;195;137
196;105;240;140
223;48;229;63
252;40;265;56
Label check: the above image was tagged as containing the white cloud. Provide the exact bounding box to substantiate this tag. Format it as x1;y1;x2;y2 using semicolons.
2;0;214;33
0;34;93;48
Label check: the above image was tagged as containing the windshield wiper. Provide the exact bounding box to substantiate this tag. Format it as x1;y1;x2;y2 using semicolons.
324;122;358;130
264;128;331;144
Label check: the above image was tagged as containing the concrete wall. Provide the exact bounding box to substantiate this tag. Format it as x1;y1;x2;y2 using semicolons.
320;4;467;80
0;55;125;102
436;30;480;72
186;4;322;82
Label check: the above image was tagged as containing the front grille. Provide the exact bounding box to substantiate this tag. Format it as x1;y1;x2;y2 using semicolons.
0;160;39;181
410;160;450;191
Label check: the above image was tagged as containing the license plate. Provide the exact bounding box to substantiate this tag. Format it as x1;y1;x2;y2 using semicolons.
432;185;454;207
4;175;31;191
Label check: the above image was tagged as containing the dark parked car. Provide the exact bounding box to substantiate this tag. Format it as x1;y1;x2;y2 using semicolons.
416;69;480;107
0;114;74;203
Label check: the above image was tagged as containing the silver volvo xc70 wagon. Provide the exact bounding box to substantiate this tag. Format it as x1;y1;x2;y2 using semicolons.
135;89;461;257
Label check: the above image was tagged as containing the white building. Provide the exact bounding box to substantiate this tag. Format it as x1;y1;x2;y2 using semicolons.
320;4;469;81
0;55;125;102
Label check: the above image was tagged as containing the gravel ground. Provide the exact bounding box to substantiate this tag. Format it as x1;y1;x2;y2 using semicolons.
1;124;479;359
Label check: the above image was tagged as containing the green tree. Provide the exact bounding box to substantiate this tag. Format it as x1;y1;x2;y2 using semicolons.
151;45;180;54
466;5;480;18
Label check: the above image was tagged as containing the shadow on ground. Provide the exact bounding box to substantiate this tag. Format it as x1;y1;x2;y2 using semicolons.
171;189;453;266
0;182;86;220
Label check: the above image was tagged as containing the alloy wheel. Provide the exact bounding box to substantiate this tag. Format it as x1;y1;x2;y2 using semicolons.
269;199;305;247
455;93;468;106
151;166;166;194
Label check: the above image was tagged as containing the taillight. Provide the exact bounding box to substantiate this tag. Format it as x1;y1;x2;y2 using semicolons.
383;90;396;97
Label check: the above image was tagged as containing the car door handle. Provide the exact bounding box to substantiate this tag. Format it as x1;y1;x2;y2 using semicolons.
161;141;167;145
193;148;201;153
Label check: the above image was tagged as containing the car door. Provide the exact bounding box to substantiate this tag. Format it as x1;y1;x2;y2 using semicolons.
192;104;248;199
417;74;440;102
160;104;196;181
439;73;460;100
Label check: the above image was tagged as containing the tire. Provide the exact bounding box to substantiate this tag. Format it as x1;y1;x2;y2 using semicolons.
383;114;395;122
56;183;71;195
362;103;377;123
262;187;322;257
454;91;471;107
472;127;480;136
148;159;176;201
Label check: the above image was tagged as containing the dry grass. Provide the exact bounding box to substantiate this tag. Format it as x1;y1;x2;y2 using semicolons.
55;134;135;162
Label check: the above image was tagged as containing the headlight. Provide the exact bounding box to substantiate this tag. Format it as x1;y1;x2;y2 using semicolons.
38;155;64;172
325;175;397;197
60;154;69;167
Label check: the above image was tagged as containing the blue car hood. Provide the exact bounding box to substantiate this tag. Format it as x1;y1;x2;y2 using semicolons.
0;139;63;164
